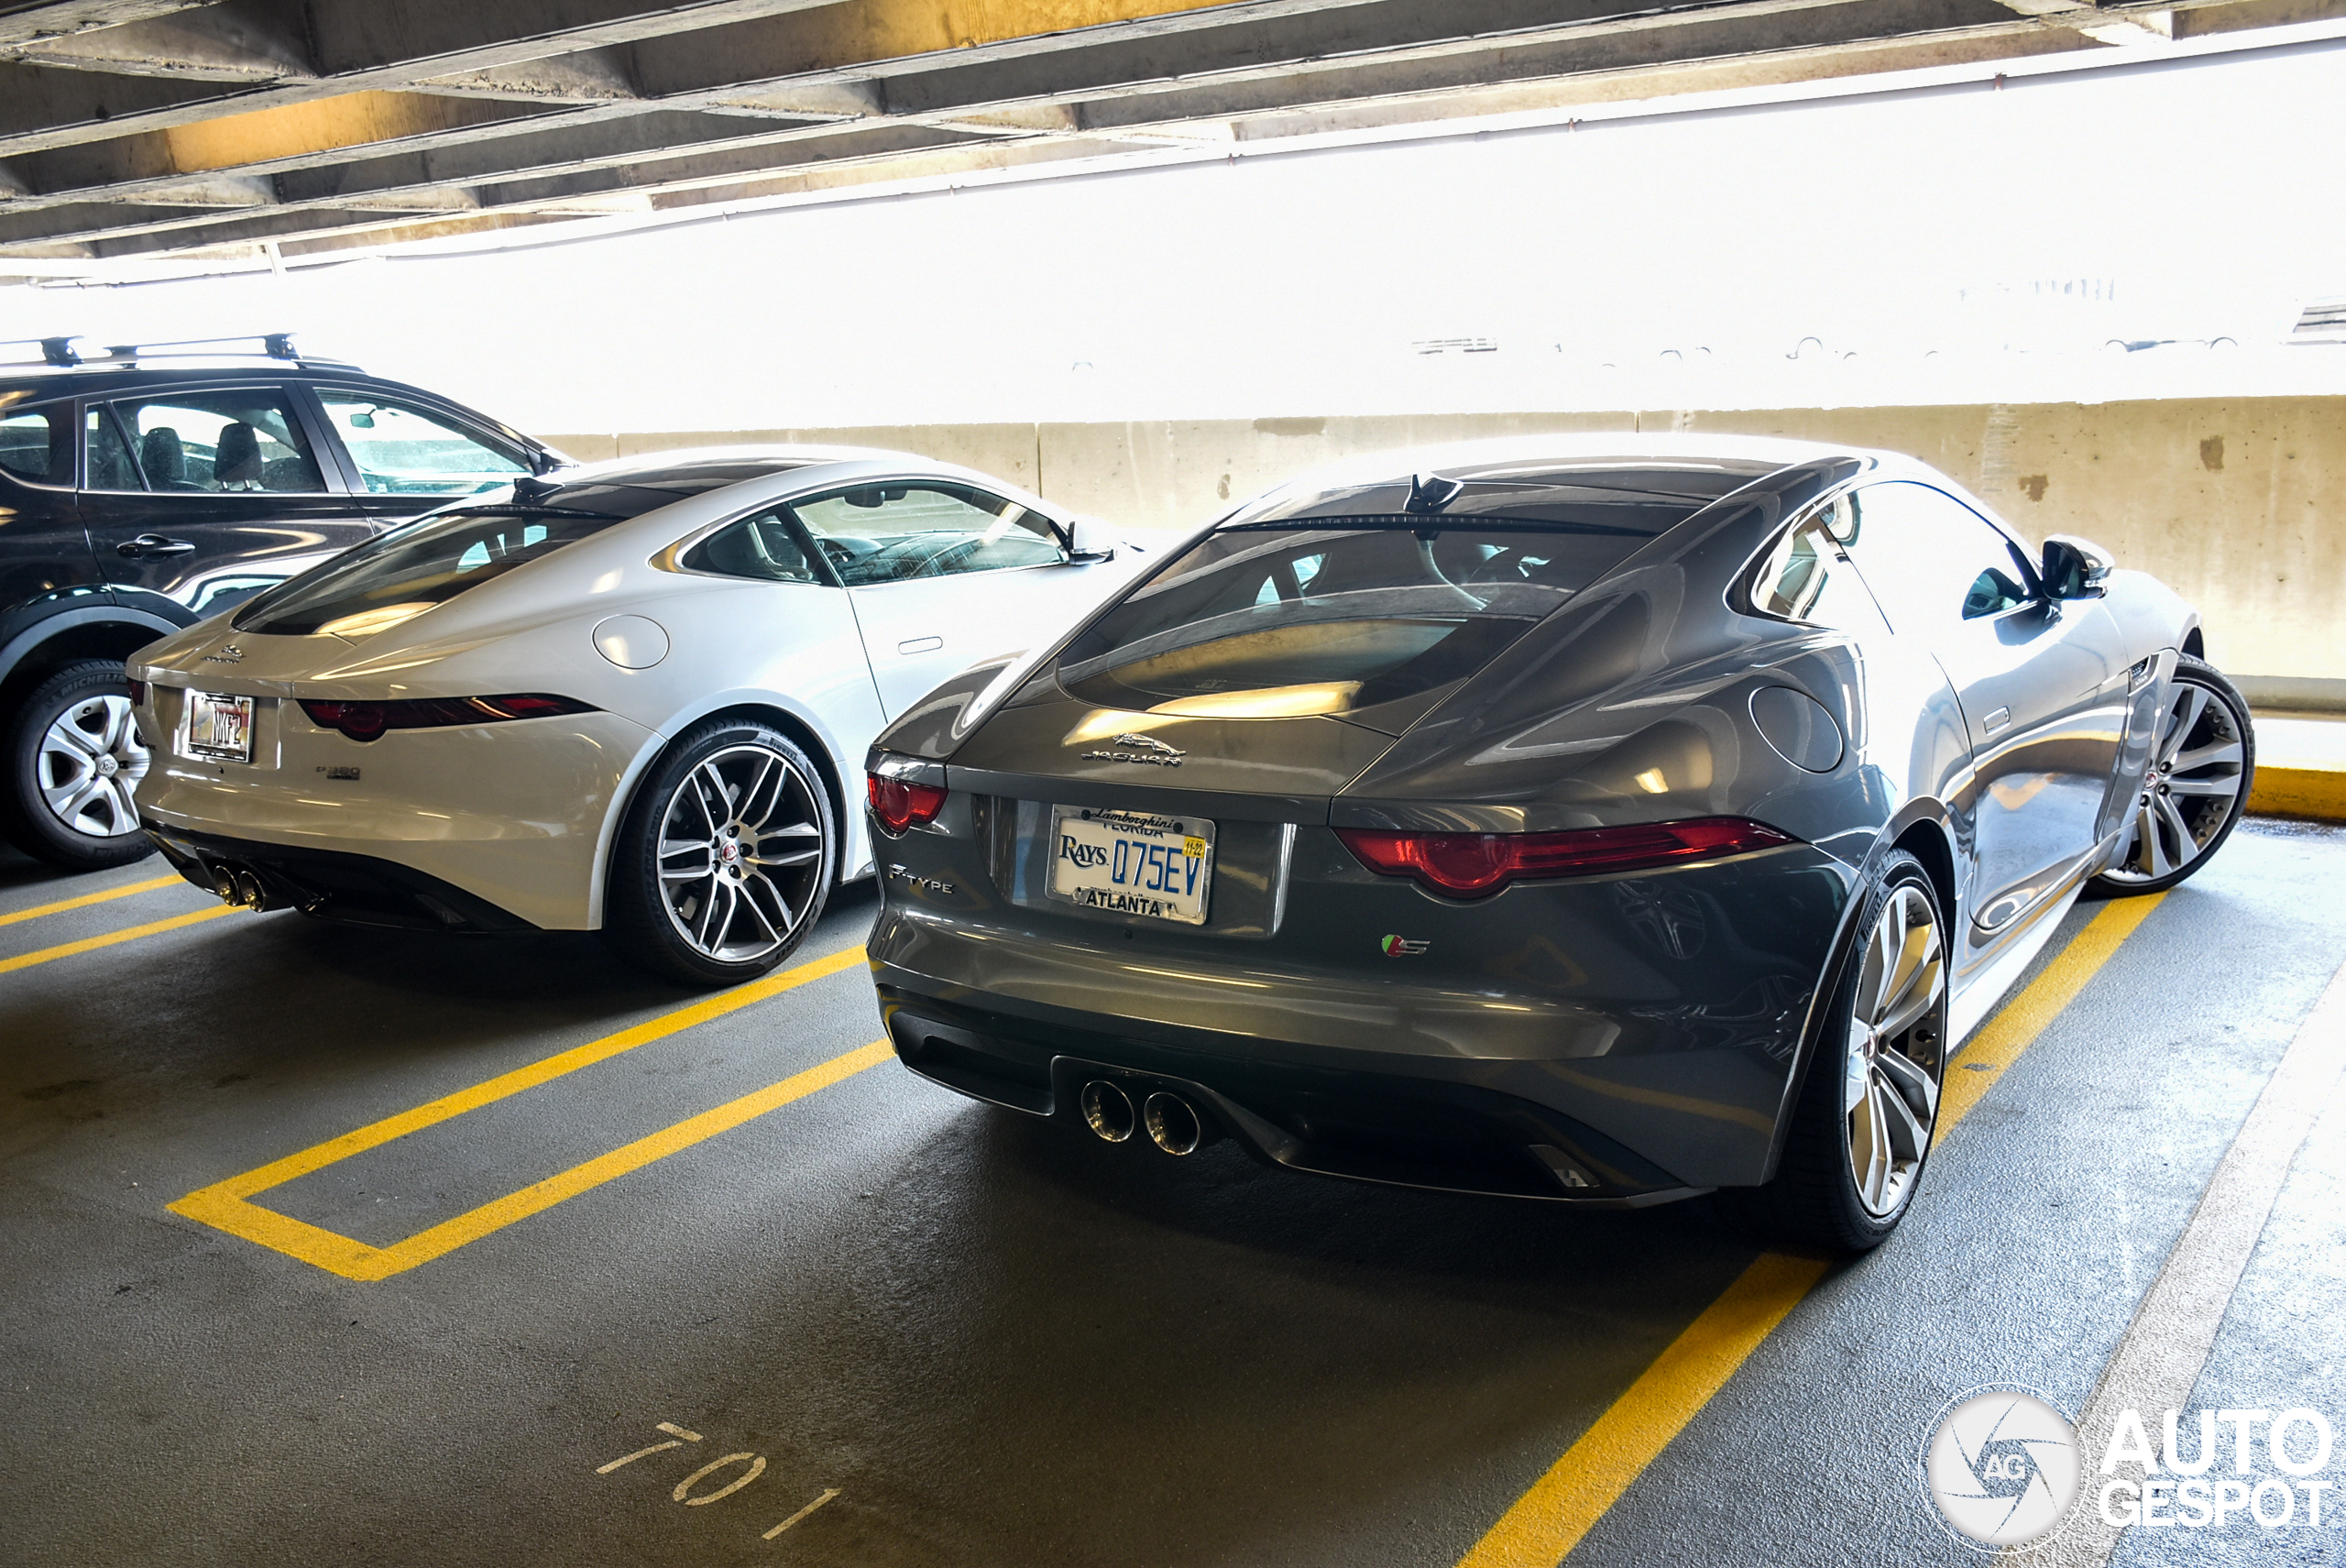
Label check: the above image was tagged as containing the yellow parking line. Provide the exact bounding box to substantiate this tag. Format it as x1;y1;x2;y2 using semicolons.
1455;894;2165;1568
0;873;188;927
170;944;874;1279
0;904;232;974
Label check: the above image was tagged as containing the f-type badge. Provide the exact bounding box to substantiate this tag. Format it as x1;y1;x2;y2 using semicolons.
1079;731;1186;767
201;643;243;663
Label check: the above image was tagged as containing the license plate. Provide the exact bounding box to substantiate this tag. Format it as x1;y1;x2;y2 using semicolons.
180;690;254;762
1047;806;1215;926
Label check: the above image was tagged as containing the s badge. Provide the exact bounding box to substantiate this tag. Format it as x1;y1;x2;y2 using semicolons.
1380;935;1430;957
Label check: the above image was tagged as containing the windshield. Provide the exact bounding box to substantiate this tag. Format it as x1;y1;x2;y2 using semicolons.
235;503;625;638
1058;515;1684;720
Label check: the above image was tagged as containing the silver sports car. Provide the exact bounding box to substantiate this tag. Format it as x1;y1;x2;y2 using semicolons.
857;435;2253;1250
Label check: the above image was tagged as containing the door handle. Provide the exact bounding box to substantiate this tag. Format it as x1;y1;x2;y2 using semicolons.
1983;706;2012;735
116;533;195;558
897;636;943;654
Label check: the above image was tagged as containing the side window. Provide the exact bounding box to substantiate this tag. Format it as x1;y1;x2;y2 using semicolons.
789;484;1063;587
317;392;528;496
0;401;68;486
108;389;324;493
1749;495;1885;632
84;407;140;492
1841;482;2034;636
680;509;820;585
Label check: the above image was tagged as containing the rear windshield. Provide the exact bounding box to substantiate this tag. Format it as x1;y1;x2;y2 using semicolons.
235;503;626;638
234;465;811;637
1058;514;1687;721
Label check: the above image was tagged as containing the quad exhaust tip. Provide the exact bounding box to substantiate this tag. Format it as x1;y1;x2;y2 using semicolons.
1080;1080;1135;1144
1143;1091;1204;1157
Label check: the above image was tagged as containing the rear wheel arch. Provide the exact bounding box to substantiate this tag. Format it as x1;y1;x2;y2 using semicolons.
0;608;181;713
1761;806;1959;1184
598;703;852;916
1890;817;1958;937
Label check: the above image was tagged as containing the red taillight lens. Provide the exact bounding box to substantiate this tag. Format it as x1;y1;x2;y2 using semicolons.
868;774;948;834
1335;817;1796;897
299;693;596;742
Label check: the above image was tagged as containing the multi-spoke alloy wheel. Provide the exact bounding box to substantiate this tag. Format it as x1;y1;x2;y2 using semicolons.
2096;657;2253;894
655;743;827;963
0;659;159;871
608;721;836;986
1842;883;1946;1218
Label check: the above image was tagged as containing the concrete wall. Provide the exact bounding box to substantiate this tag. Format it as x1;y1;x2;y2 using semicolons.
547;396;2346;698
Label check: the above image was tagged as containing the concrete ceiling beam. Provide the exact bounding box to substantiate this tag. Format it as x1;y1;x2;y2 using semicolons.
0;0;848;156
5;0;312;80
2;90;557;201
0;0;213;51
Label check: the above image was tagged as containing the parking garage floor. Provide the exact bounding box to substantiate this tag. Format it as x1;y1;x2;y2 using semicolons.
5;821;2344;1568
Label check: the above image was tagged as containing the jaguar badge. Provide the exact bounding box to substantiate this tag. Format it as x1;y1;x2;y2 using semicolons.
1080;731;1186;767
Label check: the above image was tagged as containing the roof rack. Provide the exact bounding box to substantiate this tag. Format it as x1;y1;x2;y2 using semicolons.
0;332;356;370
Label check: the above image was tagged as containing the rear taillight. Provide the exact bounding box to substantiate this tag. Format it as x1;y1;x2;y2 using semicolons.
299;693;597;742
868;774;948;834
1335;817;1796;898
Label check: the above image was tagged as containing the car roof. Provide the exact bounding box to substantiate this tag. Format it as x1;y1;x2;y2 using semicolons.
0;361;374;397
1259;433;1866;501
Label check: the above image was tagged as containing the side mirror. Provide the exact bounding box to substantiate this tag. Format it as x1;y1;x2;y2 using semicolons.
1061;515;1116;564
2040;534;2112;599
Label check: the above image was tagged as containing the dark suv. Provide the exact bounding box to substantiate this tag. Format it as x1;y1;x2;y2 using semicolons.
0;334;565;870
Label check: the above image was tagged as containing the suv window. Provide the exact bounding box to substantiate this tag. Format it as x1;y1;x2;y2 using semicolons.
680;509;821;584
102;389;325;493
790;484;1062;586
0;400;68;485
317;392;529;496
1842;482;2034;633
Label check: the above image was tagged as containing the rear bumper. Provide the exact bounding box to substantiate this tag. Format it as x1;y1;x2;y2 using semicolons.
130;702;656;930
147;823;536;933
881;988;1710;1205
868;839;1857;1197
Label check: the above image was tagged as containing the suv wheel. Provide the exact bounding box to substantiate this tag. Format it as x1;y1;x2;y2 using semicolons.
0;659;158;871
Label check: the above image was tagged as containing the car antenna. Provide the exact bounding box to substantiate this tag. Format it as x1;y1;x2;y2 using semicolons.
1404;473;1462;518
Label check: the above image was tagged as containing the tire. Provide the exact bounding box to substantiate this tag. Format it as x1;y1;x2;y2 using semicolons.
0;659;158;872
604;718;836;987
1735;849;1948;1253
2089;654;2253;896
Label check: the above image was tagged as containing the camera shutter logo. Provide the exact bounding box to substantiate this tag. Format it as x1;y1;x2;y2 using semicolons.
1922;1386;2083;1548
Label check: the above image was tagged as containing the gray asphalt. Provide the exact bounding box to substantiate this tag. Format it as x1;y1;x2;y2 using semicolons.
2;822;2341;1567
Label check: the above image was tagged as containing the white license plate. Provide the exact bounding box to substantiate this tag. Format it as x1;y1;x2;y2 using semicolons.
1047;806;1215;926
180;690;255;762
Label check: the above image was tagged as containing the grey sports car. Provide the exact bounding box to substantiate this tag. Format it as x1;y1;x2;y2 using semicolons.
858;435;2253;1250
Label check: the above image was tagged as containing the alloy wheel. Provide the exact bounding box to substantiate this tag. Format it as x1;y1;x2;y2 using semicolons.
2102;678;2247;884
1843;883;1946;1217
38;693;148;839
652;742;827;963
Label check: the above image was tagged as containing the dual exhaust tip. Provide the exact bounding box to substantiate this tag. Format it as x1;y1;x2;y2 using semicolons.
209;863;273;913
1079;1079;1211;1157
